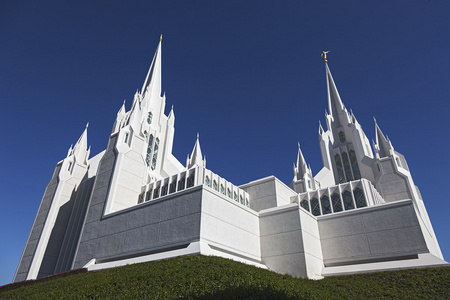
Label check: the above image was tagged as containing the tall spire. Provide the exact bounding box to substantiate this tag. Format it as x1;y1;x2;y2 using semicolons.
187;133;205;169
72;123;90;164
141;37;162;99
374;118;393;158
325;63;345;122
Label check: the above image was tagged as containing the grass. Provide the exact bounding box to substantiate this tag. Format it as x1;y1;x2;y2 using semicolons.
1;255;449;299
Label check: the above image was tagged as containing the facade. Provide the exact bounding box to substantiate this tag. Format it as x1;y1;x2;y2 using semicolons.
14;39;446;281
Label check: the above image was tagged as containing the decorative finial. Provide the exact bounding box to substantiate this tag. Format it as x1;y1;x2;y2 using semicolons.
373;116;377;124
160;34;163;41
197;132;199;139
321;51;330;63
86;122;89;129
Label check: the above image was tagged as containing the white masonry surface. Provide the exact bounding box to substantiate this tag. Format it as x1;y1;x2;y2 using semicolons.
14;39;447;281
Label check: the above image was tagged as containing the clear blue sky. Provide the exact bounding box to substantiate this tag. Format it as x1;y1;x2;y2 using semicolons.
1;1;449;286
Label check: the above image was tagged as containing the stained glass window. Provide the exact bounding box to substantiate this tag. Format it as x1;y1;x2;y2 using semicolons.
170;182;176;193
349;150;361;180
342;152;354;182
146;134;154;166
220;184;225;195
187;175;195;188
178;178;185;191
161;185;168;196
151;138;159;170
354;188;367;208
335;154;346;183
331;193;342;212
240;195;244;204
321;195;331;214
227;188;231;198
213;180;218;191
311;198;321;216
153;187;160;199
300;200;310;212
342;190;354;210
147;112;153;124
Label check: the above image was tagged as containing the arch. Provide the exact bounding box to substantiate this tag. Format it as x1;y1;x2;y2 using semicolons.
331;193;343;212
335;154;346;183
354;188;367;208
321;195;331;215
311;198;321;216
342;190;354;210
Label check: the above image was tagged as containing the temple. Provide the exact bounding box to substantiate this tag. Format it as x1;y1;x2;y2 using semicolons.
14;39;446;281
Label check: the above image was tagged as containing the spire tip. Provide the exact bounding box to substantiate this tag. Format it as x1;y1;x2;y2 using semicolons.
160;34;163;41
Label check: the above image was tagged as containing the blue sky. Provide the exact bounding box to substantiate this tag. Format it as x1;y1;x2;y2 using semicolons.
1;1;449;285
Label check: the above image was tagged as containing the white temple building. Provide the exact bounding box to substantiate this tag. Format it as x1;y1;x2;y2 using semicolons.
14;38;446;281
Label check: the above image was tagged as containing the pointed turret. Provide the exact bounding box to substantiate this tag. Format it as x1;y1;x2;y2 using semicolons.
141;37;162;101
72;123;89;164
294;143;308;180
325;64;346;124
374;118;393;158
187;133;205;169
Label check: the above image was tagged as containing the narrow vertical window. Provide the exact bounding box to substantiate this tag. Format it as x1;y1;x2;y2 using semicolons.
151;138;159;170
153;187;160;198
227;188;231;198
342;190;354;210
311;198;321;216
349;150;361;180
339;131;346;143
342;152;354;182
187;174;195;188
147;112;153;124
138;192;144;204
67;162;72;171
396;157;401;167
308;180;311;189
234;192;238;201
354;188;367;208
124;133;129;144
300;199;310;212
205;176;210;187
321;195;331;214
146;190;152;201
170;182;176;193
335;154;346;183
146;134;154;166
213;180;218;191
178;178;185;191
331;193;343;212
239;195;244;204
220;184;225;195
245;198;249;206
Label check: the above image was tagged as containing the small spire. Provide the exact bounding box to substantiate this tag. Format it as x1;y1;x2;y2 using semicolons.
374;118;393;158
86;122;89;129
318;121;324;135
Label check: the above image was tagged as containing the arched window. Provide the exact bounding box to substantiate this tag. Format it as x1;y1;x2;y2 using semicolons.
227;188;231;198
349;150;361;180
146;134;154;166
205;176;210;187
233;192;238;201
151;138;159;170
239;195;244;204
147;112;153;124
354;188;367;208
335;154;346;183
213;180;218;191
187;174;195;188
220;184;225;195
331;193;343;212
342;190;354;210
311;198;321;216
339;131;346;143
342;152;354;182
321;195;331;215
300;200;310;212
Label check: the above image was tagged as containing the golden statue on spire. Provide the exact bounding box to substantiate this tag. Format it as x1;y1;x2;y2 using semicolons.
160;34;163;41
321;51;330;63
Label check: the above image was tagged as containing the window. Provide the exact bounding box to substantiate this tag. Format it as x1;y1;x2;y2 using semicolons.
342;152;354;182
220;184;225;194
187;174;195;188
161;185;168;196
300;199;310;212
240;195;244;204
308;180;311;189
311;198;321;216
354;188;367;208
396;157;401;167
245;198;249;206
335;154;346;183
146;134;154;166
169;182;176;194
213;180;218;191
227;188;231;198
339;131;346;143
153;187;160;199
178;178;185;191
234;192;238;201
147;112;153;124
144;130;148;139
124;133;129;144
342;190;354;210
321;195;331;215
151;138;159;170
146;190;152;201
67;162;72;171
205;176;210;187
349;150;361;180
138;192;144;204
331;193;342;212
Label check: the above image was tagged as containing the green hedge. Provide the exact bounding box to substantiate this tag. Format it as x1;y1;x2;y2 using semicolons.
1;255;449;299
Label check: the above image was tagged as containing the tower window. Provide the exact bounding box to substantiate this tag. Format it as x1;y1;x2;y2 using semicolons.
342;190;354;210
334;154;346;183
187;174;195;188
147;112;153;124
321;195;331;215
146;134;154;166
311;198;321;216
308;180;311;189
300;199;310;212
342;152;354;182
331;193;343;212
339;131;346;143
349;150;361;180
354;188;367;208
151;138;159;170
205;176;210;187
124;133;129;144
